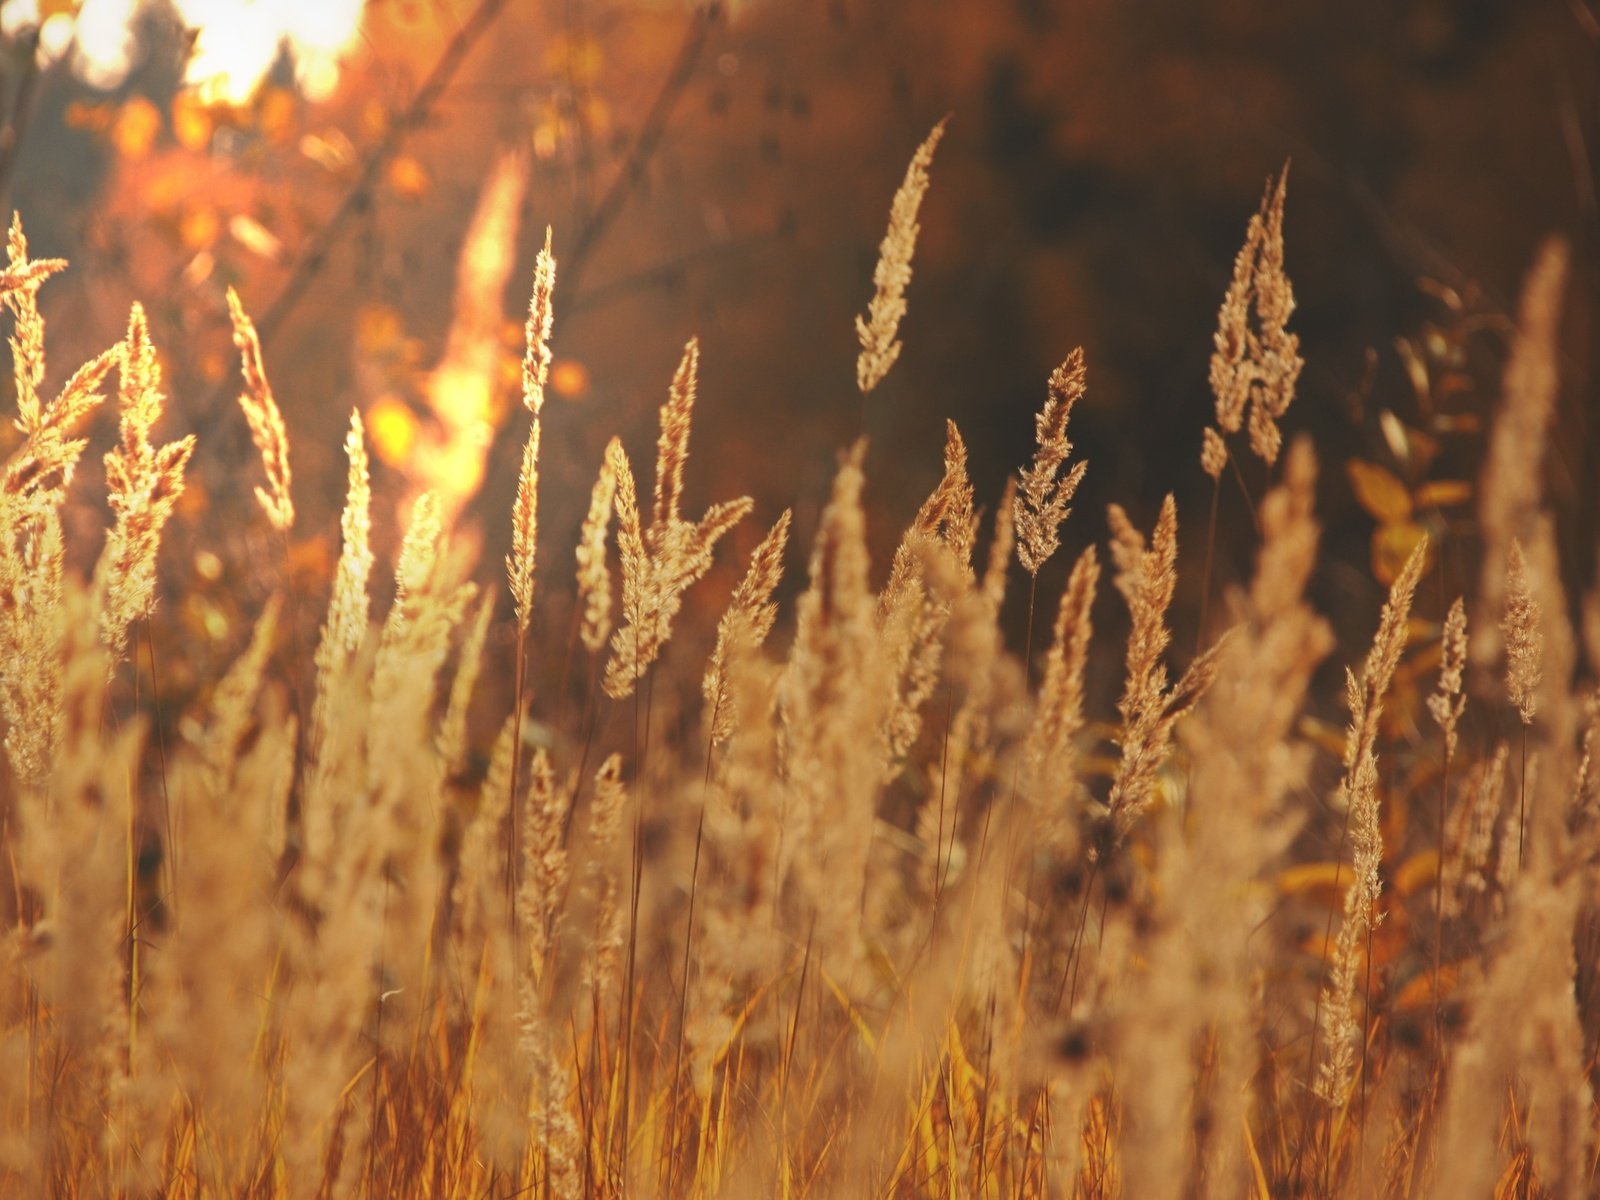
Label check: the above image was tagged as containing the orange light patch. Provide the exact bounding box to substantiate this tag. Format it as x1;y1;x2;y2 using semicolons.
551;358;590;399
368;396;419;467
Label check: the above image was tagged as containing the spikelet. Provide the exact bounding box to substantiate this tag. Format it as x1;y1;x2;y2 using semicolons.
1316;535;1427;1107
438;590;495;778
1025;544;1099;852
1503;541;1542;725
604;349;753;699
653;338;698;535
312;410;374;751
523;225;556;415
517;747;568;984
855;117;948;396
1473;239;1568;670
1203;164;1301;471
202;596;281;796
1429;596;1468;759
1121;437;1332;1197
704;510;791;746
0;240;114;787
3;215;65;435
777;441;884;953
226;287;294;532
1442;742;1508;920
1105;496;1222;841
877;423;972;767
1015;349;1090;574
582;754;629;995
507;420;540;633
95;302;197;667
576;442;618;653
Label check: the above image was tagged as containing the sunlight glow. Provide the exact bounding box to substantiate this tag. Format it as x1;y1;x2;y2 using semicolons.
65;0;365;103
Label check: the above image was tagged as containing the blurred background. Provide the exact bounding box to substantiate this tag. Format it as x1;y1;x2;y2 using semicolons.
1;0;1594;710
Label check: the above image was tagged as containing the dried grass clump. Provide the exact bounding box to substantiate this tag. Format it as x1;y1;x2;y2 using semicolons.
0;181;1594;1200
1203;163;1302;474
856;117;947;396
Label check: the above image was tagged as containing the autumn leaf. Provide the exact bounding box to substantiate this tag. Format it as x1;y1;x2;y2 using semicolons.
1347;459;1412;523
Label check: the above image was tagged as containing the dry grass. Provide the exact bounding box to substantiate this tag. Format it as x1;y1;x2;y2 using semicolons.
1;134;1598;1200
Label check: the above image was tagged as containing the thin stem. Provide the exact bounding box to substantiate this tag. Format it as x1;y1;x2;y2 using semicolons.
1517;722;1529;869
1197;474;1222;656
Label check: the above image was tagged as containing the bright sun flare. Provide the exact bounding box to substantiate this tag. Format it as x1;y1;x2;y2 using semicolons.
26;0;365;104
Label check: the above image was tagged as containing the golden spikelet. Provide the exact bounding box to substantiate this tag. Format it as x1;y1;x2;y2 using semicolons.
523;225;556;415
95;302;197;666
1028;543;1099;785
1204;163;1301;471
1105;495;1180;839
3;214;65;435
1316;534;1427;1106
1015;349;1090;575
507;419;540;635
315;409;374;702
704;510;792;746
518;746;568;983
582;753;629;994
203;596;282;794
653;338;698;535
1472;238;1568;670
576;441;618;653
226;287;294;533
603;351;752;699
1429;597;1468;759
439;590;496;778
1503;541;1543;726
855;117;948;396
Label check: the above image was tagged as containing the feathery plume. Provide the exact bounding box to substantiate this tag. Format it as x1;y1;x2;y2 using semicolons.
319;410;374;662
1105;495;1218;841
1441;742;1508;920
1203;164;1301;471
507;420;540;633
95;302;197;666
202;597;281;794
1504;541;1542;726
3;214;65;434
704;510;791;746
1026;544;1099;827
604;350;752;699
1473;238;1568;669
1015;350;1090;574
855;117;948;396
576;442;619;653
523;225;556;415
653;338;698;534
226;287;294;533
1429;597;1468;759
1316;535;1427;1106
438;590;495;778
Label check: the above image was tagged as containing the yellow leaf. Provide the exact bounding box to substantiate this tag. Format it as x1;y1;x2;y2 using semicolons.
1393;849;1438;897
1277;861;1351;899
1414;479;1472;509
1372;520;1429;586
1347;459;1412;524
229;214;283;261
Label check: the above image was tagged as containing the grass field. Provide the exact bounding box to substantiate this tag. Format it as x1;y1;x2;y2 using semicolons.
0;126;1595;1198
